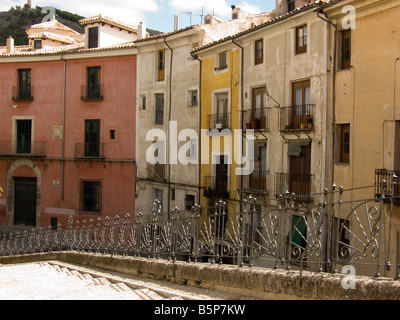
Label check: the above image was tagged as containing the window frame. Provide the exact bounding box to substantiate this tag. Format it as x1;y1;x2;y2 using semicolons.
155;93;164;125
295;25;308;55
88;26;99;49
254;39;264;65
157;49;166;81
341;29;351;70
338;123;350;164
215;51;228;72
80;179;102;214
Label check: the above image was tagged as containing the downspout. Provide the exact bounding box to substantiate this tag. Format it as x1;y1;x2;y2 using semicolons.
60;54;66;201
317;8;338;273
164;36;173;218
232;38;244;212
191;52;202;206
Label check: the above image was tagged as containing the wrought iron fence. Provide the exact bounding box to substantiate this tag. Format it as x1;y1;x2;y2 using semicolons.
1;180;400;280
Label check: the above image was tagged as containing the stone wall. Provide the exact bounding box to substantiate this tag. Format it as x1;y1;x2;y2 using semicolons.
1;251;399;300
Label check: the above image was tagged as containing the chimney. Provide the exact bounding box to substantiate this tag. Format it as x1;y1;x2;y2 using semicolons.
137;22;147;40
6;37;14;54
174;15;179;31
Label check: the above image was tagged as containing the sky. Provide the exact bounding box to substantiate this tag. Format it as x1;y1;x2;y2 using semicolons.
1;0;277;33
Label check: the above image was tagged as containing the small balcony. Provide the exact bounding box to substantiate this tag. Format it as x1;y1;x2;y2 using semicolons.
206;113;230;131
80;84;104;101
279;104;315;132
203;176;229;199
275;173;313;202
75;143;105;159
238;170;269;194
243;108;268;131
12;86;34;102
375;169;400;204
0;140;46;158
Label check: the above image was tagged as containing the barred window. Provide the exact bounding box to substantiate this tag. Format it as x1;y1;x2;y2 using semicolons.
81;180;101;213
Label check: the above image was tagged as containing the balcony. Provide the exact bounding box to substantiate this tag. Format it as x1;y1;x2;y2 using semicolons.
279;104;315;132
243;108;268;131
0;140;46;158
375;169;400;204
75;143;105;159
12;86;34;102
206;113;230;131
275;173;313;202
238;170;269;194
203;176;229;199
80;84;104;101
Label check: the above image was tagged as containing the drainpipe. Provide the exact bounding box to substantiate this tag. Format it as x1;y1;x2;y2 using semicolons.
60;54;67;201
316;8;338;273
164;36;173;218
231;38;244;212
190;52;202;207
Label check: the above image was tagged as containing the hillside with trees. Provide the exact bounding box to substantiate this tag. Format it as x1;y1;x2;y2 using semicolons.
0;5;85;46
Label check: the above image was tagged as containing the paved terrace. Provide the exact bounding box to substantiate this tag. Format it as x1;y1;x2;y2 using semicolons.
0;260;250;300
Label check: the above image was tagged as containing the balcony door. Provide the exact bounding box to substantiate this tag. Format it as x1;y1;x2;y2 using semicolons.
87;67;101;100
289;142;311;196
215;155;228;194
252;87;267;129
18;69;31;100
292;80;311;129
85;120;100;157
216;93;229;129
16;120;32;154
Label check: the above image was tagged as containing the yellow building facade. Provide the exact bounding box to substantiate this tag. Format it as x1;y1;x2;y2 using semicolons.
195;43;242;218
323;0;400;278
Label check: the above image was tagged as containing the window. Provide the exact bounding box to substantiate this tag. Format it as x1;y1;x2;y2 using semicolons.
255;39;263;65
295;25;307;54
109;130;116;140
85;67;102;100
189;139;198;161
288;0;295;12
81;180;101;213
292;80;311;129
88;27;99;48
185;194;195;210
155;94;164;125
216;52;227;71
15;69;32;101
341;30;351;69
34;40;42;49
337;124;350;163
141;96;146;110
158;49;166;81
215;92;229;129
189;90;198;107
85;120;101;157
16;120;32;154
152;188;163;211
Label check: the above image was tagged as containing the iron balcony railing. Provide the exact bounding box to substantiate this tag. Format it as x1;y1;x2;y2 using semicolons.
206;113;230;131
0;140;46;158
279;104;315;132
80;84;104;101
75;143;105;159
243;108;269;131
12;86;34;101
203;176;230;199
375;169;400;204
238;170;269;193
275;173;313;202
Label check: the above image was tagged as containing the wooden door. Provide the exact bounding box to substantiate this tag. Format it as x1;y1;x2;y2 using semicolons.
14;178;37;226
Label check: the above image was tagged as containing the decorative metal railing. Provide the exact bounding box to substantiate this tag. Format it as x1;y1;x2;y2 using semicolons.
1;179;400;280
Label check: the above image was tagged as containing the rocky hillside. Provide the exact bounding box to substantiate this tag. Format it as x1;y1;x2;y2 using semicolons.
0;5;86;46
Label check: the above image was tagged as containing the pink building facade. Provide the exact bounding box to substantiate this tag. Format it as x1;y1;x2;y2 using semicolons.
0;23;138;228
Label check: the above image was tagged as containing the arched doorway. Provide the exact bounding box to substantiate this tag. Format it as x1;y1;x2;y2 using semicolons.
6;160;41;227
